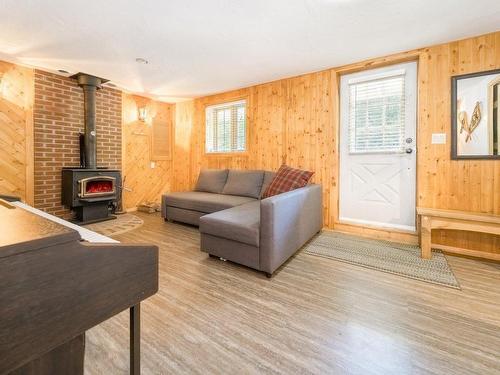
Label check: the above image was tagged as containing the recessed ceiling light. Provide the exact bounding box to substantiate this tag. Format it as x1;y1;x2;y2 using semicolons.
57;69;69;74
135;58;149;64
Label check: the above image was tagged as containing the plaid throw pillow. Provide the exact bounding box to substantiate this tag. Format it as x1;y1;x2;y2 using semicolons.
262;165;314;198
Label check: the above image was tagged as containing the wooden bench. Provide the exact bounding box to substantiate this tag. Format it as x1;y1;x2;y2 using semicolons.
417;207;500;261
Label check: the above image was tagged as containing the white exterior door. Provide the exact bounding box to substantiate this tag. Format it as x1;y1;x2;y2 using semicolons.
339;61;417;232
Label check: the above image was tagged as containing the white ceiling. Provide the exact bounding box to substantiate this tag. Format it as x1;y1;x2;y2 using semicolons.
1;0;499;102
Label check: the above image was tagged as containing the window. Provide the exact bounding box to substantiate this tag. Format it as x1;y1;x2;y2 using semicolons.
348;69;406;153
205;100;246;153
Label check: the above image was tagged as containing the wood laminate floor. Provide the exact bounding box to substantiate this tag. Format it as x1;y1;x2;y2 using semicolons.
85;212;500;375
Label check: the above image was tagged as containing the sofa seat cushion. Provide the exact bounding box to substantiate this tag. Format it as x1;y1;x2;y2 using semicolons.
199;201;260;247
164;191;256;214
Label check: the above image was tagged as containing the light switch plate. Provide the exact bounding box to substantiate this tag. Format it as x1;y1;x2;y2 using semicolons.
150;161;156;169
431;133;446;144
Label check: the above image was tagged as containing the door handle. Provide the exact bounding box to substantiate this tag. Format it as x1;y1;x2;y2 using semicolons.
405;148;413;154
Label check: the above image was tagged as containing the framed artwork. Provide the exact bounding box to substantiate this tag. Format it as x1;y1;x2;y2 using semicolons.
451;68;500;159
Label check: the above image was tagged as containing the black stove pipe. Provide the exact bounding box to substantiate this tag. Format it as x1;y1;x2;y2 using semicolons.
70;73;108;169
78;132;86;168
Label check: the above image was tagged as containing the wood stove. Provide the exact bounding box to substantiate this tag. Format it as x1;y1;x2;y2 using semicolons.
62;168;121;224
61;73;122;224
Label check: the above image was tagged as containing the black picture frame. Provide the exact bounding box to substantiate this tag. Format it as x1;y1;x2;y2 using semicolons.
451;68;500;160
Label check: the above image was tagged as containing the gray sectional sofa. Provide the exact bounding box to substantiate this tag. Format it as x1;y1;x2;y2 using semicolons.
161;169;322;277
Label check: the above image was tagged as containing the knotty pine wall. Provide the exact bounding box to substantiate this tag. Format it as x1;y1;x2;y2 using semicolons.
172;100;195;192
177;31;500;254
416;33;500;254
122;93;175;210
0;61;34;204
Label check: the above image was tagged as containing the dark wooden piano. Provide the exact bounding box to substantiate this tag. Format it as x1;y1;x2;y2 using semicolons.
0;197;159;375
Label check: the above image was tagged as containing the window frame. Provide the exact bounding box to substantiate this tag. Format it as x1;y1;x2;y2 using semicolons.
204;97;249;156
347;68;407;155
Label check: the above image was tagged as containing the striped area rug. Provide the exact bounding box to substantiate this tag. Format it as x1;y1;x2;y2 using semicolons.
303;231;460;289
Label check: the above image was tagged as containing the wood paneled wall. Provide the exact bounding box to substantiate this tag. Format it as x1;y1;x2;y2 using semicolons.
185;73;337;226
0;61;34;204
177;31;500;253
178;74;349;232
416;33;500;253
172;100;194;192
122;93;174;210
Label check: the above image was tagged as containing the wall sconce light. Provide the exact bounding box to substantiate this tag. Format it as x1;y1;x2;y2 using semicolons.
138;106;147;122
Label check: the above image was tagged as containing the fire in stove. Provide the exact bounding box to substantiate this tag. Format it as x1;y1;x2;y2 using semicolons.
86;181;113;194
79;176;116;198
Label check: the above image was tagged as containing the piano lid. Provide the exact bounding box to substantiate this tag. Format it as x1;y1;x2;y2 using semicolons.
12;200;119;244
0;199;80;258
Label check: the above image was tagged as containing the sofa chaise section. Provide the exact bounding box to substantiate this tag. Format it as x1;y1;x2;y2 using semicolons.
199;184;323;276
200;201;261;270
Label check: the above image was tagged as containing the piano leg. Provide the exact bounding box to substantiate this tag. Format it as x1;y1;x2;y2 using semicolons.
130;304;140;375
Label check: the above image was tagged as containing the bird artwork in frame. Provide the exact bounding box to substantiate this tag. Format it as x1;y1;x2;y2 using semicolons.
458;100;482;142
451;68;500;159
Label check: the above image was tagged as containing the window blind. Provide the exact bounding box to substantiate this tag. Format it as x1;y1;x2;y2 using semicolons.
348;70;406;153
206;100;246;153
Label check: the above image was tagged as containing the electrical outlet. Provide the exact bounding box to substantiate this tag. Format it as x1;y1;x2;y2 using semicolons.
431;133;446;144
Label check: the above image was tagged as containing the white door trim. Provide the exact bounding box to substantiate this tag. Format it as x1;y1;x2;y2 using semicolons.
338;61;418;232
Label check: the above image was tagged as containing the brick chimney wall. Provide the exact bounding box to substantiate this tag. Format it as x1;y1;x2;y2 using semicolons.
33;70;122;218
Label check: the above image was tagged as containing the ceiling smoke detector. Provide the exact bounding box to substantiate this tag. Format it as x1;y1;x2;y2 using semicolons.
135;58;149;64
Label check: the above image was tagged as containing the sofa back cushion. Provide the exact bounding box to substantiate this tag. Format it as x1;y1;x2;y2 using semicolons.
260;171;276;198
222;170;264;198
195;169;229;193
262;164;314;198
